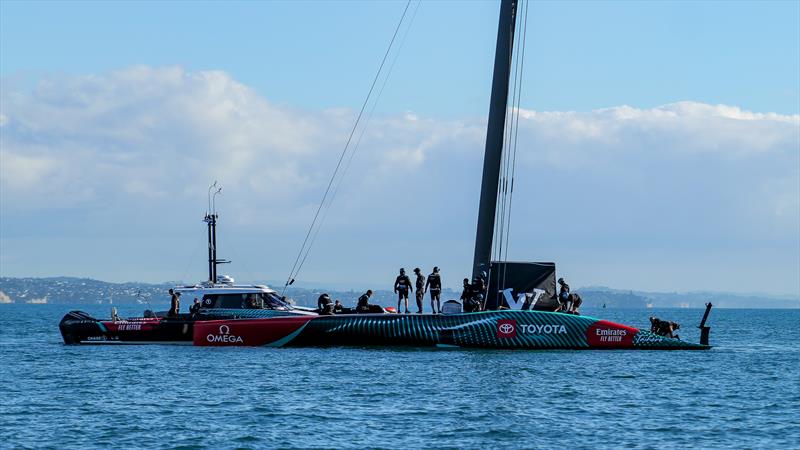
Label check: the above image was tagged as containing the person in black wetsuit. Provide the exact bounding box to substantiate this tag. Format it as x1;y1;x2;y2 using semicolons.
189;298;201;317
464;275;486;312
558;278;570;312
168;289;180;317
413;268;425;314
394;268;412;314
459;278;470;302
334;300;343;314
568;293;582;314
426;266;442;314
317;293;333;315
357;290;373;313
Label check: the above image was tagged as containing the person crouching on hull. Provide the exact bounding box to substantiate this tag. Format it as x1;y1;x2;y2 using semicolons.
394;268;412;314
426;266;442;314
357;290;374;313
568;293;582;315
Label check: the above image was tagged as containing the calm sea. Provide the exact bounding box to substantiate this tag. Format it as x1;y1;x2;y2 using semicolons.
1;304;798;449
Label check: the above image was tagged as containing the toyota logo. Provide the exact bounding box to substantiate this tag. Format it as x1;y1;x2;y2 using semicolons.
499;323;515;334
219;325;230;335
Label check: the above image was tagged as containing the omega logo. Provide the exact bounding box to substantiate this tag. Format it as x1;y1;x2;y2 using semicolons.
206;324;243;343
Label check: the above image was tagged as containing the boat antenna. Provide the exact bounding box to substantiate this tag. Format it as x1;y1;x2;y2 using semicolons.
207;180;217;215
204;183;229;284
282;0;414;295
212;186;222;216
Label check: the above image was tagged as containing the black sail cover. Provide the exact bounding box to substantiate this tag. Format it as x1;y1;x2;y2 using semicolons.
485;261;559;311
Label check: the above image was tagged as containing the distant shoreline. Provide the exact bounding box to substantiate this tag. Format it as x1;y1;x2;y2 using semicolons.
1;276;797;309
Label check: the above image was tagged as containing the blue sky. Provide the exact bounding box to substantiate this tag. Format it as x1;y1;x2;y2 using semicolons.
1;1;799;295
2;1;798;115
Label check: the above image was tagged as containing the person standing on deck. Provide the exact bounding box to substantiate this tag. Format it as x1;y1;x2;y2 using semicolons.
394;268;412;314
168;289;180;317
413;268;426;314
426;266;442;314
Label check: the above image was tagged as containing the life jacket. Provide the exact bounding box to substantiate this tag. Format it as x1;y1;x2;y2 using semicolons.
427;273;442;291
395;275;410;291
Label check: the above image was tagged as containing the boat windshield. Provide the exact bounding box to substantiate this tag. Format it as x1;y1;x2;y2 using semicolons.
201;292;292;310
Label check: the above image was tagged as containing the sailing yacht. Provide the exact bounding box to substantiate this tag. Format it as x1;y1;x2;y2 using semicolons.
60;0;712;349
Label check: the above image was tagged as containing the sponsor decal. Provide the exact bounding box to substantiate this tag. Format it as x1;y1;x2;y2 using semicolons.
502;288;546;310
116;323;142;331
206;324;244;344
497;319;517;338
498;320;568;338
633;334;664;345
587;321;637;347
519;324;568;334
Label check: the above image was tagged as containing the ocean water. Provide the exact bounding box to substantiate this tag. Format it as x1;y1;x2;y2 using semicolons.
1;304;798;449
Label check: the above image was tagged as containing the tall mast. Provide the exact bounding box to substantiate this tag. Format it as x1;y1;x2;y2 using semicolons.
472;0;518;279
204;213;217;283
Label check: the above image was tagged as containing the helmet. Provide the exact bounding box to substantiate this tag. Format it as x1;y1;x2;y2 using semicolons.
319;293;331;302
558;278;565;284
433;266;439;273
413;267;420;273
400;268;405;274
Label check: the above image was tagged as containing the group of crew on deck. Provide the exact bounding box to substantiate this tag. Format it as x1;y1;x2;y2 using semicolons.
164;271;583;317
316;268;583;315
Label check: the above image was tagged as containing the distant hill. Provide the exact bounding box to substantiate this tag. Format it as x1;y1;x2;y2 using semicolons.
578;286;799;309
0;277;797;309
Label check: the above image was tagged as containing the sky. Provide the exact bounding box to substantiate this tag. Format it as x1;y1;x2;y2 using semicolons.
1;0;798;296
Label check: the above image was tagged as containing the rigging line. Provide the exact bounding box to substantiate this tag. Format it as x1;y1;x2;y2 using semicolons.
293;0;422;278
487;4;520;307
502;0;524;263
500;1;530;296
495;0;523;266
499;0;526;293
503;0;529;265
492;21;515;264
283;0;413;294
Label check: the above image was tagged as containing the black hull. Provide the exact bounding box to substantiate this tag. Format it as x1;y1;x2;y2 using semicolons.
59;311;194;344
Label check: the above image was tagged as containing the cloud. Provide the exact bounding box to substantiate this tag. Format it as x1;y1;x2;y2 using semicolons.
1;67;798;294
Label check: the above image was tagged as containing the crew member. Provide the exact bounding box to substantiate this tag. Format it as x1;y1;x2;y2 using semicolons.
394;268;412;314
413;268;426;314
334;300;344;314
317;293;333;315
357;290;373;313
558;278;570;312
568;293;582;314
168;289;180;317
189;298;202;317
426;266;442;314
465;275;486;312
460;278;470;302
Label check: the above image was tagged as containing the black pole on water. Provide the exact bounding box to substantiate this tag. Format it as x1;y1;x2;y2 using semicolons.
472;0;518;282
699;302;713;346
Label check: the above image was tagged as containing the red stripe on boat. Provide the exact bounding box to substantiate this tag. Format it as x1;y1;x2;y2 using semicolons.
586;320;639;348
193;316;316;346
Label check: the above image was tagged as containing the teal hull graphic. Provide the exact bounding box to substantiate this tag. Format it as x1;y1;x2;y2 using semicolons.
194;310;710;350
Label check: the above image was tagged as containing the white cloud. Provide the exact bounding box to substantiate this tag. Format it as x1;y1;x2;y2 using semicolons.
1;67;797;294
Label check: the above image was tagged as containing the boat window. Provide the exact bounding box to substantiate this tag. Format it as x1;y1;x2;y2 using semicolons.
261;293;291;310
